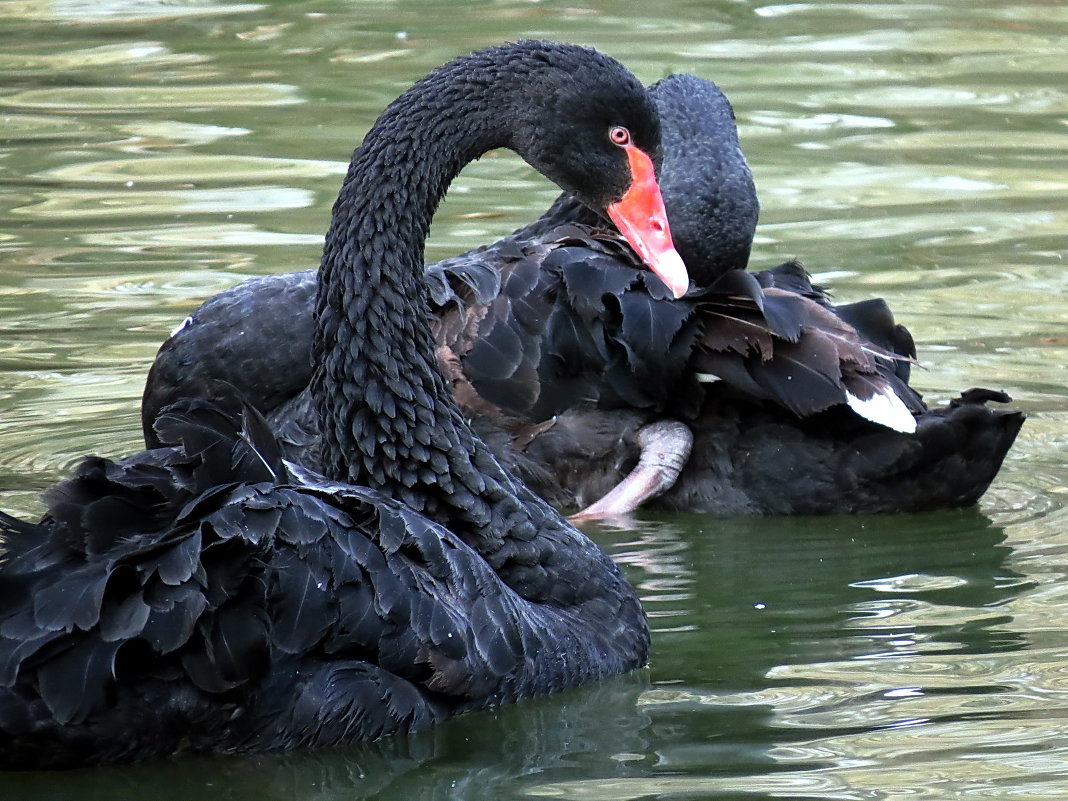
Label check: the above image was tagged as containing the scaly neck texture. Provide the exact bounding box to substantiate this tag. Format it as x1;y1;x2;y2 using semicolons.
311;44;597;564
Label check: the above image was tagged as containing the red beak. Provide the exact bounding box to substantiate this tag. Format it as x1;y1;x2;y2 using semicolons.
606;144;689;299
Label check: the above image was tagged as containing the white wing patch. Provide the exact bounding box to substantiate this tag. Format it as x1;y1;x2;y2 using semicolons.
170;316;194;338
846;390;917;434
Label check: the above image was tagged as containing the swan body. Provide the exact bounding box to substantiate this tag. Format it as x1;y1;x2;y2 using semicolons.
0;41;668;768
142;74;1022;517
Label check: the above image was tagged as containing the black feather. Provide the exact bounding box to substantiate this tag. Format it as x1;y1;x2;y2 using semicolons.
269;549;334;655
36;634;121;724
558;252;639;319
140;580;209;654
33;565;110;633
463;310;526;383
614;289;693;375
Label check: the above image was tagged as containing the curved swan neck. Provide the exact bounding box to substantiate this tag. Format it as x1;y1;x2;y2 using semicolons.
311;44;576;529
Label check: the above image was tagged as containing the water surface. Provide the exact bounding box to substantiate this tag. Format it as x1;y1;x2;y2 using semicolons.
1;1;1066;798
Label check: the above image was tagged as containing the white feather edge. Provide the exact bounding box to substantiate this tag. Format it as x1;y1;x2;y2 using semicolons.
846;390;917;434
170;316;194;338
696;373;917;434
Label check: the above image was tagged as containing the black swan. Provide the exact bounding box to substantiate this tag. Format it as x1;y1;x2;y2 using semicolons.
142;73;1023;516
0;41;667;769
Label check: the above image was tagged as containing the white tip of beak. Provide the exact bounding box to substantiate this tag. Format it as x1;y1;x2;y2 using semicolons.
653;248;689;299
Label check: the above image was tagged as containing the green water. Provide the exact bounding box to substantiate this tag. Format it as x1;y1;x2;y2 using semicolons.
1;1;1066;798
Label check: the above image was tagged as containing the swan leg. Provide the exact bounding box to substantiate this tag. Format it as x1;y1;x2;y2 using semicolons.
570;420;693;520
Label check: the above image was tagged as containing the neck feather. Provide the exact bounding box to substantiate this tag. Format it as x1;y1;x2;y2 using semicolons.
305;43;649;671
310;50;559;541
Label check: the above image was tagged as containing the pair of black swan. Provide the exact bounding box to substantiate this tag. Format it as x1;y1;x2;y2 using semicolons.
0;42;678;768
142;73;1024;516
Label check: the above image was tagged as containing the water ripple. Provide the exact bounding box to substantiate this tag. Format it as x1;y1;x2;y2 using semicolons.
33;154;345;184
9;0;263;23
1;83;300;111
0;3;1066;799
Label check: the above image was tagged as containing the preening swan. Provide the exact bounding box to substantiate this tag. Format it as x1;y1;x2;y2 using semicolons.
0;41;675;768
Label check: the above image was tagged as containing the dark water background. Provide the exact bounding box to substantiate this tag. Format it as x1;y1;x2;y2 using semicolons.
1;1;1066;798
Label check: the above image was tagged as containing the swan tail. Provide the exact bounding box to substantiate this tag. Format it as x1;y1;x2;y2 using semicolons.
690;272;929;431
846;388;1024;509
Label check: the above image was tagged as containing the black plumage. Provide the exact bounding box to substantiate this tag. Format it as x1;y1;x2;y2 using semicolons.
0;41;658;768
141;73;1022;516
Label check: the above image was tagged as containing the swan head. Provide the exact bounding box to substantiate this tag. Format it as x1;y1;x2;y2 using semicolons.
505;42;690;299
650;73;760;284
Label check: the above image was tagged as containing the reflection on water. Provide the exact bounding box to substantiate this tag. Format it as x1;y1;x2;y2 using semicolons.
4;513;1043;801
4;675;655;801
1;0;1067;798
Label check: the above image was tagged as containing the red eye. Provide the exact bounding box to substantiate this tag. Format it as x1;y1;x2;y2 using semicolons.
609;126;631;146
